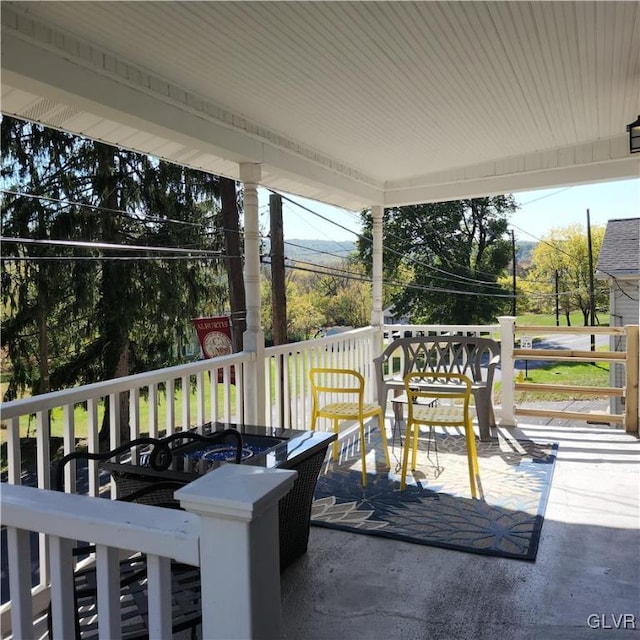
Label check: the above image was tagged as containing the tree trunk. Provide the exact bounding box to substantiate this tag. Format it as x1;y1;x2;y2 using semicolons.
97;144;131;444
36;265;50;395
220;177;246;352
269;193;287;345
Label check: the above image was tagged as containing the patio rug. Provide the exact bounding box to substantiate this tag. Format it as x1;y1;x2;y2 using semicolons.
311;426;558;561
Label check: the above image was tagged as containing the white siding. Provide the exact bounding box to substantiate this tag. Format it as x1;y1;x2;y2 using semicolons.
609;279;640;415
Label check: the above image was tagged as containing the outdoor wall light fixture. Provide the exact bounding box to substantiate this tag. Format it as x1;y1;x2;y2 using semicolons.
627;115;640;153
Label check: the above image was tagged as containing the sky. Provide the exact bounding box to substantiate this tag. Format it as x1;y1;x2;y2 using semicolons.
259;178;639;244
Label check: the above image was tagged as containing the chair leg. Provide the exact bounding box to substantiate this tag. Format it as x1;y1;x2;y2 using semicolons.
400;420;413;489
359;419;368;486
377;409;391;469
464;419;479;499
467;417;481;490
411;423;419;471
332;418;340;460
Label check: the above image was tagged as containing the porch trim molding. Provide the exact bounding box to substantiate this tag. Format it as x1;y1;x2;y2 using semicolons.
384;140;638;207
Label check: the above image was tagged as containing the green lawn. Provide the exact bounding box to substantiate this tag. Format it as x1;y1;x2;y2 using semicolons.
509;361;610;402
1;376;239;444
516;311;609;328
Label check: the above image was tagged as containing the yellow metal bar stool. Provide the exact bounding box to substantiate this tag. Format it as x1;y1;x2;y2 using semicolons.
309;367;391;486
401;372;480;497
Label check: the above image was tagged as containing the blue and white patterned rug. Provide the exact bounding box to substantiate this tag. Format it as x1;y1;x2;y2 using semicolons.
311;427;558;561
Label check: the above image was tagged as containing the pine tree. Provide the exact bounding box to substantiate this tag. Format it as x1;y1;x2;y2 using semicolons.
1;116;233;440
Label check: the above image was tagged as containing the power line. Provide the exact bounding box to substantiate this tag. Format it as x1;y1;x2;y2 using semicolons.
508;222;577;261
0;236;223;256
1;255;228;262
509;221;635;299
275;191;362;239
263;255;573;300
277;192;509;290
282;239;354;262
397;204;514;287
517;187;573;206
1;189;214;229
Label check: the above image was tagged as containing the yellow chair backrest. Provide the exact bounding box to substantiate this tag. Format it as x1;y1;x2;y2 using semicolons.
404;371;472;424
309;367;365;404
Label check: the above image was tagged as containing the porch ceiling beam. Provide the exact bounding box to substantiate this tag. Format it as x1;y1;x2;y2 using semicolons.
384;145;638;207
1;21;384;209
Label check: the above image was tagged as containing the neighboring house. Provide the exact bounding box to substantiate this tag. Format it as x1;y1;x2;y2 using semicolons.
316;326;355;338
383;305;410;325
595;218;640;416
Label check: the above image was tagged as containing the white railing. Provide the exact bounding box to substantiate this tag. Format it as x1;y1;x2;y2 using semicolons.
2;464;295;639
383;323;500;341
264;326;378;429
2;351;251;486
1;329;378;633
1;322;511;634
1;349;251;625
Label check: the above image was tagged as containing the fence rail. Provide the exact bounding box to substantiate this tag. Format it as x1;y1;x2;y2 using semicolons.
512;323;639;432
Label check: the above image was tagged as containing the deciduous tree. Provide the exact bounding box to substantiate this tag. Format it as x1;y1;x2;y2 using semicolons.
524;224;607;325
358;197;515;324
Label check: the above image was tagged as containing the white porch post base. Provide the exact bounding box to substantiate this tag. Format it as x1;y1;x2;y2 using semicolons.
176;464;297;640
498;315;517;426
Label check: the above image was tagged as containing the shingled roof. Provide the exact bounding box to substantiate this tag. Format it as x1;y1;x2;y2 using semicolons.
596;218;640;279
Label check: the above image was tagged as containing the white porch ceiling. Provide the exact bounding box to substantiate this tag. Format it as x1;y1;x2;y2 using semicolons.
1;1;639;210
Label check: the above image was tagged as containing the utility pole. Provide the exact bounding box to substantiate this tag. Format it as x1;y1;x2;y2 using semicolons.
220;177;246;352
555;269;560;327
586;208;596;352
511;229;517;316
270;193;288;427
270;193;287;345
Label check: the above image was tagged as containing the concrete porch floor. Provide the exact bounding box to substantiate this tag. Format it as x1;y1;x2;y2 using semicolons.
280;412;640;640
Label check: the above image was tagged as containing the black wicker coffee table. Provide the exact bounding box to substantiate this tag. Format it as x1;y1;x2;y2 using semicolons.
102;422;336;570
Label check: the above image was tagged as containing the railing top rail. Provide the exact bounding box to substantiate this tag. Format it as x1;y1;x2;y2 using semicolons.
515;325;626;335
265;327;376;356
0;350;253;419
383;324;499;334
2;483;200;565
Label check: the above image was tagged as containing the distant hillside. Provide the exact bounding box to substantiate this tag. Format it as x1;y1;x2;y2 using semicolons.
277;239;357;264
263;238;535;267
516;241;537;266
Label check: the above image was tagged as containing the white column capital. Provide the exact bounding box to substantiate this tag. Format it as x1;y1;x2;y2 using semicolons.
239;162;262;185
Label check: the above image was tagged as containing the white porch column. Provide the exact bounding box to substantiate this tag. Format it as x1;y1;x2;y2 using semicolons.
498;315;517;426
177;464;297;640
370;205;384;330
239;163;265;425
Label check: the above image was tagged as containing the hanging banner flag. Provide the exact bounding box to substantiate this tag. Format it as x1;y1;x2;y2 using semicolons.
191;316;235;384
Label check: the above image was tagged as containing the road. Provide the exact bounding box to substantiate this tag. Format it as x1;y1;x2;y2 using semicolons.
494;331;609;382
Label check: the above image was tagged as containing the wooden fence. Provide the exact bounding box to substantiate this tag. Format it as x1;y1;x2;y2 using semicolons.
512;324;639;432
